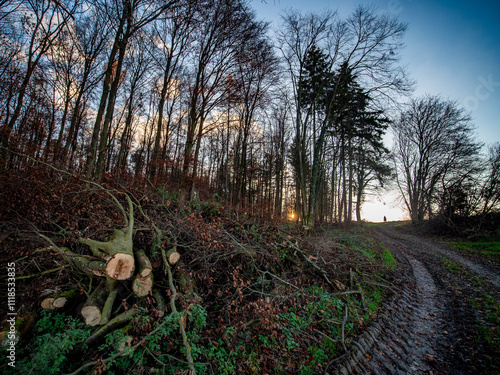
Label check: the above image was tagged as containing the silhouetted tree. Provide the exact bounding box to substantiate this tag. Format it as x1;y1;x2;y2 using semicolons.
1;0;79;162
393;95;482;224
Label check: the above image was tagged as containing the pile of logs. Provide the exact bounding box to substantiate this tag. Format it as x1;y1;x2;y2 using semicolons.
41;196;180;328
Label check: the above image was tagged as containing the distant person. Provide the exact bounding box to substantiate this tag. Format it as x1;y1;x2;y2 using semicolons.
383;216;387;222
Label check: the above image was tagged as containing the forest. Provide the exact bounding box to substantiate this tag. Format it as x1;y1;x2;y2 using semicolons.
1;0;499;226
0;0;499;374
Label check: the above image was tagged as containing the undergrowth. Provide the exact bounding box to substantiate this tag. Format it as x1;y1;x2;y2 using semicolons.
1;311;91;375
0;168;395;374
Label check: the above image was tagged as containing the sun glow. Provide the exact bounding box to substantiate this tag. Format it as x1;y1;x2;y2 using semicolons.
361;196;408;223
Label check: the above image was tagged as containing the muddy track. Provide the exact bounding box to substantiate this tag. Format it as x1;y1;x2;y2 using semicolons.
327;223;499;375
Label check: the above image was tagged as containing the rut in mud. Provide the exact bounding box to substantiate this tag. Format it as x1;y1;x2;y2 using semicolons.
328;223;500;375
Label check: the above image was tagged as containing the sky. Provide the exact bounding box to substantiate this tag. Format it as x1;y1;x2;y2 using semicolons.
251;0;500;222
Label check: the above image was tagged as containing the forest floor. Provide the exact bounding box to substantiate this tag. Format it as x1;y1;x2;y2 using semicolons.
329;222;500;375
0;166;498;374
0;166;398;374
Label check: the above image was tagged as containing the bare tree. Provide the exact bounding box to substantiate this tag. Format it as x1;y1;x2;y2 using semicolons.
231;30;278;207
392;95;482;224
149;0;195;178
1;0;79;161
86;0;178;179
481;142;500;214
114;34;152;176
179;0;261;200
61;5;109;166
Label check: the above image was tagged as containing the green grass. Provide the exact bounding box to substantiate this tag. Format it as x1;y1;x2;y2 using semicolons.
443;258;461;272
471;292;500;353
380;245;396;270
328;225;397;270
449;241;500;261
328;225;378;262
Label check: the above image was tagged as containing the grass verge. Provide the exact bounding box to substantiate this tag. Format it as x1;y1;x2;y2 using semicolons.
448;240;500;261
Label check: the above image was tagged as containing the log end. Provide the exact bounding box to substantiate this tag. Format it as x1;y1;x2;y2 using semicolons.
168;251;181;266
52;297;68;308
139;268;151;278
133;275;153;297
106;253;135;280
41;298;56;310
81;306;102;326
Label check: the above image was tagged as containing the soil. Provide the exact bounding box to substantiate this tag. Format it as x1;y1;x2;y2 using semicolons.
328;222;500;375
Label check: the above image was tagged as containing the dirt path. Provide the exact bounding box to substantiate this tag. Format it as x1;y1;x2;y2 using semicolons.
328;223;500;375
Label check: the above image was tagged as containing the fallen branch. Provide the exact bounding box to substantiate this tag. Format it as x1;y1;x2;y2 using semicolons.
99;278;120;325
221;229;257;257
340;304;348;353
259;270;302;292
58;247;107;277
161;246;196;374
76;193;135;280
85;308;138;346
153;288;166;317
313;328;338;344
135;249;152;277
15;265;69;280
132;249;154;297
279;233;334;288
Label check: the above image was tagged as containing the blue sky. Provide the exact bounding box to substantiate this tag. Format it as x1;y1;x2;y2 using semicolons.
252;0;500;146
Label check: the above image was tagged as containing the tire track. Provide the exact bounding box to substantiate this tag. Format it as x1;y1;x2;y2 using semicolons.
328;226;457;374
382;229;500;289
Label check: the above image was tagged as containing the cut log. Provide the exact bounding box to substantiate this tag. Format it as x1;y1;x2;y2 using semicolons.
81;306;101;327
132;273;153;297
79;196;136;280
40;289;75;309
81;282;108;326
80;229;135;280
106;250;135;280
41;298;56;310
166;248;180;266
52;297;68;308
135;249;152;277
